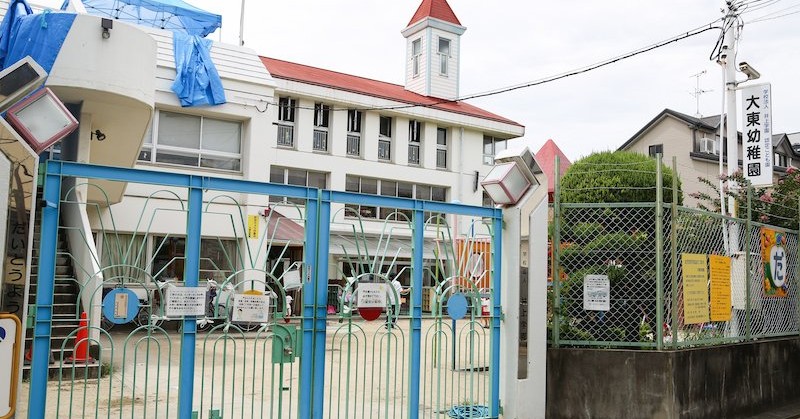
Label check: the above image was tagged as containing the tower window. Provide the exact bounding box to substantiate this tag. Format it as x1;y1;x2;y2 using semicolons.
412;38;422;77
438;38;451;76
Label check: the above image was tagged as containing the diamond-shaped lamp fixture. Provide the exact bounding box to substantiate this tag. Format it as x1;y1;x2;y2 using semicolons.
5;87;78;154
480;161;532;205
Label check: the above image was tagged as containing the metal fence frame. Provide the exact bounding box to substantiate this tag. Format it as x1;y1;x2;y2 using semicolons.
551;154;800;350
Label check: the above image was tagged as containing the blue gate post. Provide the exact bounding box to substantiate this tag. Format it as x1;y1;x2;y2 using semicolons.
299;188;319;419
490;211;503;417
408;202;425;419
177;176;204;418
311;190;331;418
28;160;62;419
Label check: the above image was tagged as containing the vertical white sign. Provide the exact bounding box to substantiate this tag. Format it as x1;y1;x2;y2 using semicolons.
741;83;773;186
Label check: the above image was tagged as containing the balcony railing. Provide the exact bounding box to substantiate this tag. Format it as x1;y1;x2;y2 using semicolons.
347;134;361;156
408;144;420;165
277;124;294;147
378;139;391;161
436;148;447;169
313;129;328;152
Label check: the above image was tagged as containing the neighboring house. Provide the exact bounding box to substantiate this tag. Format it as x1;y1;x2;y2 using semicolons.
618;108;798;207
0;0;523;316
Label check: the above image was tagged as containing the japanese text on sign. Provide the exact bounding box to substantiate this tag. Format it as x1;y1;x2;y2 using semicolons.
682;253;710;325
357;283;387;309
709;255;732;322
232;293;270;323
583;275;610;311
165;287;207;316
247;215;259;239
741;83;773;186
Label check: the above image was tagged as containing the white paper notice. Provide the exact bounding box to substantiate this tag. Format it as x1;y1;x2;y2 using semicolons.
583;275;610;311
357;283;387;308
165;287;207;317
232;294;270;323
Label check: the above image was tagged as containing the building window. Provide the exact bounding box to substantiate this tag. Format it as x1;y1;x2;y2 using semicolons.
313;103;330;152
436;127;448;169
696;136;719;155
277;97;296;148
412;38;422;77
150;236;238;282
482;191;495;208
483;135;508;165
269;166;327;205
648;144;664;157
408;120;422;165
379;116;392;161
345;175;447;221
347;109;362;157
438;37;450;76
138;110;242;171
774;152;788;168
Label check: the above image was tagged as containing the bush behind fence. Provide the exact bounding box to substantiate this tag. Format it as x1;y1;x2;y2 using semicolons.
550;157;800;349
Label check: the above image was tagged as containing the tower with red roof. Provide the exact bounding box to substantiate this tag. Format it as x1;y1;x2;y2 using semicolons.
401;0;466;100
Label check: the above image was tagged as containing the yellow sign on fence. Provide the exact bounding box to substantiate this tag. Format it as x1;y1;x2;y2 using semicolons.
709;255;732;322
682;253;709;325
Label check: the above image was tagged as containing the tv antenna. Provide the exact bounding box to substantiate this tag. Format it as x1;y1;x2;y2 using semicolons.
689;70;712;117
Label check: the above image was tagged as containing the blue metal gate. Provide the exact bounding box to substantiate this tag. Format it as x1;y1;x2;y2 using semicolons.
26;160;502;418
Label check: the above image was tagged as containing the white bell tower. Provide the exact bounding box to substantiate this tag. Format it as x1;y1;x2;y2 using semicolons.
401;0;466;100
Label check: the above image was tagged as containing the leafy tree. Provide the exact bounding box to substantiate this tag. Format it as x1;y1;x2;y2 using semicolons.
560;151;682;204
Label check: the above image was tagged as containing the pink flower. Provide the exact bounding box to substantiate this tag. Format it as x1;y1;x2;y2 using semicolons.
787;166;797;174
759;214;769;223
759;192;774;203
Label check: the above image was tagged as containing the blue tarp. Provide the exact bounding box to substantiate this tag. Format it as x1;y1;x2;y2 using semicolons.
171;31;225;107
77;0;220;37
71;0;226;107
0;1;75;72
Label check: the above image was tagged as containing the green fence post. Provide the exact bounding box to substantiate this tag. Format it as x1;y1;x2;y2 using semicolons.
655;154;664;350
552;155;562;348
670;156;679;349
745;185;752;340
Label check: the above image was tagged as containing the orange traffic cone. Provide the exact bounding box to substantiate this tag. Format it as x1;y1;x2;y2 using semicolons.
66;312;94;364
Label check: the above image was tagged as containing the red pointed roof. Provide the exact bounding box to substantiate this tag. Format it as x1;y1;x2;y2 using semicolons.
535;139;572;197
260;57;522;126
407;0;461;27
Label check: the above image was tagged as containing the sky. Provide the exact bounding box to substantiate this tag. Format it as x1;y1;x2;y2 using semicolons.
44;0;800;161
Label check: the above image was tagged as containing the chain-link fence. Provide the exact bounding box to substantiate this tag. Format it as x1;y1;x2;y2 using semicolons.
550;155;800;349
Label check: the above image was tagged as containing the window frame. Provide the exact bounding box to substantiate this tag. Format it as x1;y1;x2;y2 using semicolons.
438;37;451;76
436;127;448;169
269;166;328;205
408;120;422;166
345;175;448;221
483;135;508;165
412;38;422;77
313;103;330;152
648;144;664;158
379;116;392;161
138;109;243;172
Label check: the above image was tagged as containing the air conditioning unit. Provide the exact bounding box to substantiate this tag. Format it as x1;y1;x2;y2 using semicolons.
700;137;718;155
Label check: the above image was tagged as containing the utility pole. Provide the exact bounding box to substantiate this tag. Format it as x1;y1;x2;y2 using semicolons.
722;1;739;218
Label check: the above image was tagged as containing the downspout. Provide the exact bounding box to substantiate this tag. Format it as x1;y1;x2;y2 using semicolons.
457;127;464;235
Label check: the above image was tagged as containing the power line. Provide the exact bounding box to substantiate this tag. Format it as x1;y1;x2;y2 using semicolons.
749;8;800;21
263;18;724;115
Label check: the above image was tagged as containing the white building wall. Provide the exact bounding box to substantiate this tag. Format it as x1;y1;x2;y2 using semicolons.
405;30;428;96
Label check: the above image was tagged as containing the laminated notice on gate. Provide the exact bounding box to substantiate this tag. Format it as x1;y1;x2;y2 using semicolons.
165;287;207;316
357;283;386;308
232;293;270;323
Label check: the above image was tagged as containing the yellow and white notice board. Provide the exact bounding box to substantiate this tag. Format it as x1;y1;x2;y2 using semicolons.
0;314;22;418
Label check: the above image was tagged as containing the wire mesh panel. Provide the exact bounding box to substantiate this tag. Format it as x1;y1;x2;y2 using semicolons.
556;204;659;347
321;192;499;418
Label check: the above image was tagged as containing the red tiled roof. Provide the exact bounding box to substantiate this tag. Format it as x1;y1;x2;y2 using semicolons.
407;0;461;27
535;139;571;196
260;57;522;127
